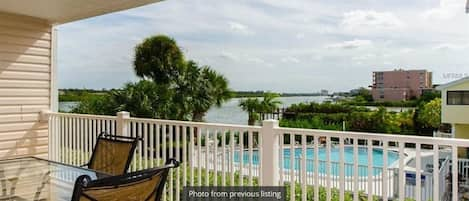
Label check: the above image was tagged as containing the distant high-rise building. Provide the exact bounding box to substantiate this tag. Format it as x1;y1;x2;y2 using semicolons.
371;69;432;101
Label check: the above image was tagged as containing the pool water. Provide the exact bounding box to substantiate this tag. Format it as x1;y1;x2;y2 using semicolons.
234;147;399;176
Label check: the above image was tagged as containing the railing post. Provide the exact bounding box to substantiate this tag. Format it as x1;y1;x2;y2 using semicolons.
116;111;130;137
261;119;280;186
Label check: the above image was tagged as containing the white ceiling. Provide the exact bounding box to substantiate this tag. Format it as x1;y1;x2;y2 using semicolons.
0;0;161;25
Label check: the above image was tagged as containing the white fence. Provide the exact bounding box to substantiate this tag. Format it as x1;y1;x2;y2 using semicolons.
47;112;469;201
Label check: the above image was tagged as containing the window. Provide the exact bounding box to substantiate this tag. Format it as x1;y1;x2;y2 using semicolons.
447;91;469;105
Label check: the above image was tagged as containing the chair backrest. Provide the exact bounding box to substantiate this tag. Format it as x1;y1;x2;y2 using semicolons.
72;159;179;201
88;132;139;175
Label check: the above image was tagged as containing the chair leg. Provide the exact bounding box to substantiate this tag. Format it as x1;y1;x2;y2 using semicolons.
33;171;51;201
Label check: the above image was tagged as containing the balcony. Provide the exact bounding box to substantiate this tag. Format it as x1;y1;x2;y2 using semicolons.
45;111;469;201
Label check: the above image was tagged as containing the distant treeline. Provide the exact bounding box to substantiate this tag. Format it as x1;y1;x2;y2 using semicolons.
59;89;329;101
59;89;107;102
233;91;325;97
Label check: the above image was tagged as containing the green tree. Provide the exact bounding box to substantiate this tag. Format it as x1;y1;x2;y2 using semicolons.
74;35;232;121
108;80;166;119
239;98;262;126
133;35;185;84
259;92;282;113
353;87;373;102
71;94;114;115
417;98;441;129
131;35;232;121
178;61;233;122
239;93;281;125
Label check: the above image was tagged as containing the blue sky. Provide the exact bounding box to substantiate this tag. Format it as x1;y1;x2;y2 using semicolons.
57;0;469;93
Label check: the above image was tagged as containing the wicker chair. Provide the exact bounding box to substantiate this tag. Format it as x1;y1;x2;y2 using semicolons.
83;132;140;176
71;159;179;201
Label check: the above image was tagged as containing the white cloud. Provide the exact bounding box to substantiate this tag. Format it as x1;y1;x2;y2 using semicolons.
296;33;305;39
281;56;300;63
326;39;373;49
311;55;322;61
57;0;469;92
352;53;376;61
228;21;253;35
342;10;404;30
422;0;463;20
400;48;414;54
247;57;266;64
432;43;467;50
219;51;239;61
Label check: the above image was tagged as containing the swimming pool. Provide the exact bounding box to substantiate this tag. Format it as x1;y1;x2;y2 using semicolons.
234;147;400;176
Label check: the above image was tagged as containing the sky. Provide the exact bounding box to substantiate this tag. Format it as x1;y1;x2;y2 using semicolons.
57;0;469;93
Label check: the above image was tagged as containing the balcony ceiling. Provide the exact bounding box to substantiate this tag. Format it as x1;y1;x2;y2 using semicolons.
0;0;161;24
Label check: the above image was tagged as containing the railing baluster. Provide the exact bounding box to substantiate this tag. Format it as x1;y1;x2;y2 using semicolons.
290;133;295;201
162;124;167;201
169;125;174;201
190;126;195;186
60;116;64;163
205;129;210;186
367;139;373;201
258;131;263;185
222;129;226;186
433;144;439;201
353;138;359;201
248;130;253;186
176;125;180;201
143;122;148;169
314;135;319;201
78;118;83;165
279;133;284;185
239;130;244;186
86;119;91;161
339;137;345;201
383;140;388;200
149;123;154;168
72;117;76;165
90;119;95;161
399;141;405;201
230;129;235;186
110;119;115;135
301;134;307;201
197;127;202;186
182;126;187;186
156;124;160;166
162;124;167;168
48;115;53;160
326;136;331;201
415;143;421;201
138;122;143;170
452;145;458;201
131;121;137;171
55;116;60;161
213;129;218;186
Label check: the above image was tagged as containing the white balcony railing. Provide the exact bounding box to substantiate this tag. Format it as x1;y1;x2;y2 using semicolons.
47;111;469;201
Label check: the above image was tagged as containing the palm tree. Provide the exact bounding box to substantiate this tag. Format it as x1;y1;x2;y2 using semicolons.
259;92;282;113
239;92;282;125
239;98;262;125
186;62;233;122
133;35;185;85
108;80;164;119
